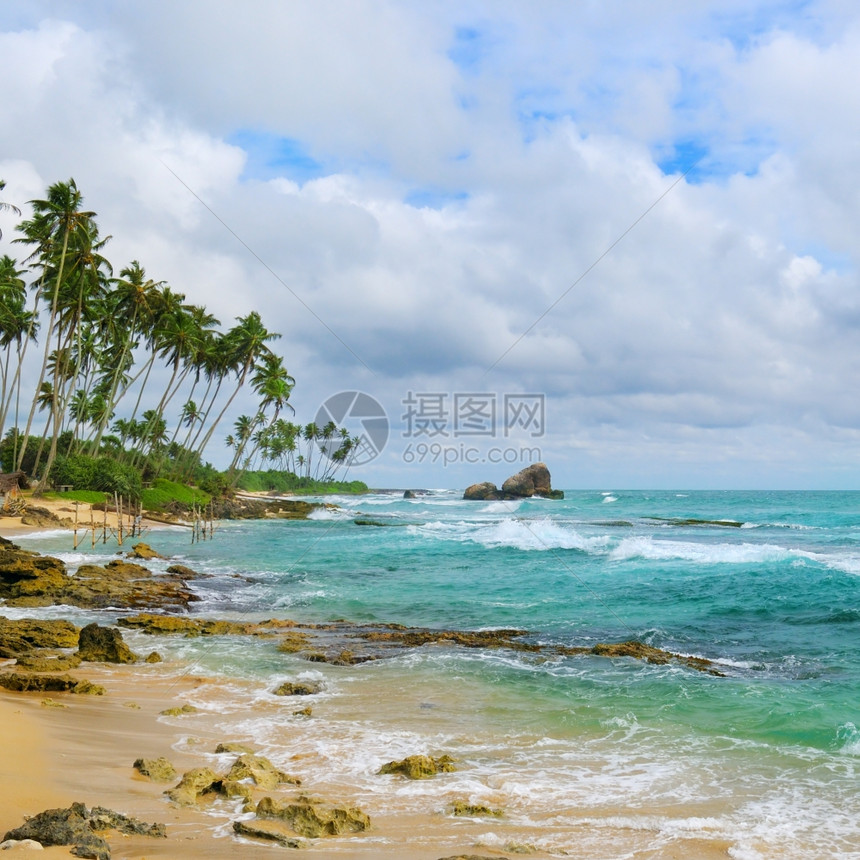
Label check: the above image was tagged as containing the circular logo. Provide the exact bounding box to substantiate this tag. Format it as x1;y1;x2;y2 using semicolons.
314;391;389;466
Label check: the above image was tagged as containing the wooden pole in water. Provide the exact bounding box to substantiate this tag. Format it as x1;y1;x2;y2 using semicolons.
73;501;79;549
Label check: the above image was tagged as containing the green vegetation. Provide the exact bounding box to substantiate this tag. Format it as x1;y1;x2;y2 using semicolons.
141;479;210;512
237;470;368;496
0;176;363;500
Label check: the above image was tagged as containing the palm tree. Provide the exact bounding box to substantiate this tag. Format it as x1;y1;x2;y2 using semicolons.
0;255;36;440
13;179;98;477
193;311;280;461
0;179;21;239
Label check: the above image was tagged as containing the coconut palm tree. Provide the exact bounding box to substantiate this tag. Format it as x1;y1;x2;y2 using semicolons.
13;179;98;477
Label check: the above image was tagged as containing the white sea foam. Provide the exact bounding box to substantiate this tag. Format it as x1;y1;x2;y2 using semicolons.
602;495;618;503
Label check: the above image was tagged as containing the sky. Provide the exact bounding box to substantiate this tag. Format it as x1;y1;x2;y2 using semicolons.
2;0;860;490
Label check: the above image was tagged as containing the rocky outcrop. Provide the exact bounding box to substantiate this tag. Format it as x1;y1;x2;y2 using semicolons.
462;481;500;501
0;672;105;694
0;617;79;658
2;802;164;859
125;542;165;560
76;623;138;664
463;463;563;501
20;506;69;529
0;537;197;610
253;794;370;838
378;754;456;779
501;462;553;497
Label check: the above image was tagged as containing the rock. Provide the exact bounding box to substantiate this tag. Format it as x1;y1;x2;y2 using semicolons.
464;463;563;501
0;838;44;849
449;802;504;817
0;617;80;657
273;680;323;696
165;564;206;578
117;613;260;637
436;856;502;860
126;543;165;560
0;539;197;610
500;462;555;498
14;654;82;672
133;757;177;782
232;818;306;849
215;742;257;754
165;767;223;807
159;704;198;716
0;673;104;695
2;802;164;860
463;482;501;501
403;490;416;499
76;624;137;664
20;506;67;529
378;754;456;779
255;794;370;838
226;754;301;790
144;651;162;663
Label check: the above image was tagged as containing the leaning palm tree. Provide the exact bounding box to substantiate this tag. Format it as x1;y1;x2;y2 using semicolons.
193;311;280;461
13;179;98;477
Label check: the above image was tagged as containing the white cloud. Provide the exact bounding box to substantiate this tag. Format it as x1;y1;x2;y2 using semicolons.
2;2;860;487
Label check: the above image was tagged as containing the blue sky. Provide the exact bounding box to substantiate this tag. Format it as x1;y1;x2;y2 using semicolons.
2;1;860;488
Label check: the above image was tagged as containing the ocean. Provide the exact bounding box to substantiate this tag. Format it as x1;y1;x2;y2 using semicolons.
13;489;860;858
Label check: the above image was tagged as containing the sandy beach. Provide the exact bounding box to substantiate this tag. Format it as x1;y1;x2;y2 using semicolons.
0;497;742;859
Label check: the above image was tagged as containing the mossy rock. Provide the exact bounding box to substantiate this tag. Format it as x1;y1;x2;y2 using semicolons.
226;754;301;790
127;542;166;560
378;754;456;779
450;801;504;817
133;756;178;782
165;767;222;807
273;680;323;696
159;703;199;716
255;794;370;838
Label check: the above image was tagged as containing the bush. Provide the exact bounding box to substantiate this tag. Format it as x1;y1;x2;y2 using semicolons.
50;454;143;502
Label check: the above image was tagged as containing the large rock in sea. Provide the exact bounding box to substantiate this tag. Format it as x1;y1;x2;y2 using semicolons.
462;482;501;501
501;462;552;497
463;462;563;501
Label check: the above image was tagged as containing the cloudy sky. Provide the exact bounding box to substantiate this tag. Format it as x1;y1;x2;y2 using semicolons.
2;0;860;490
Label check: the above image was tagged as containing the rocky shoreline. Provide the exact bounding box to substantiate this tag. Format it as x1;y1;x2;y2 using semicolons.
0;527;726;859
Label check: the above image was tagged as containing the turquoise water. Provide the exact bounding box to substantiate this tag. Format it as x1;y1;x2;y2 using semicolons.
17;490;860;857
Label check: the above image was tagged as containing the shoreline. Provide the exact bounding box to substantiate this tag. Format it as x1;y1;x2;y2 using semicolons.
0;502;753;859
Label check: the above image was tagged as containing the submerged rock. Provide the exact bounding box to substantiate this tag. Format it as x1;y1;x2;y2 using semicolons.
273;680;323;696
76;623;137;664
254;794;370;838
449;801;504;817
378;754;456;779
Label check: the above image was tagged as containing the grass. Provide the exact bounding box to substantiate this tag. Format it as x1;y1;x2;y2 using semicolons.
141;478;210;511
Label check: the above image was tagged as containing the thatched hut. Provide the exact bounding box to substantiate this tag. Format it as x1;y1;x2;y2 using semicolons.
0;471;27;510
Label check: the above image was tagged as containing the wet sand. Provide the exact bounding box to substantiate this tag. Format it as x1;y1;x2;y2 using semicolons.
0;509;735;859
